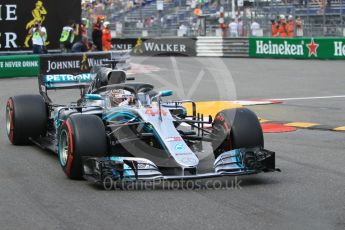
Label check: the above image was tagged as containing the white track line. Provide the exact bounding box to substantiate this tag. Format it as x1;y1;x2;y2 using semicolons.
267;95;345;101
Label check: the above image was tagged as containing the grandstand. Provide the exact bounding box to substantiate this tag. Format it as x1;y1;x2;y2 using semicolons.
82;0;345;37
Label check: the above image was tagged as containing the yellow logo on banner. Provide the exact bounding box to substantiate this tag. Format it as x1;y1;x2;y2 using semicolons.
133;38;143;54
80;53;89;71
24;0;49;48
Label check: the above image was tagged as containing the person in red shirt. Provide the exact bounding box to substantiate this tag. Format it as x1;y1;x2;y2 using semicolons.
80;18;88;38
271;20;279;37
278;15;287;38
287;15;294;38
102;21;112;51
92;15;104;51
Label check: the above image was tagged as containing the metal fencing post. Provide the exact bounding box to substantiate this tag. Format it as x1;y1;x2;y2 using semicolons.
307;0;310;37
341;0;344;36
323;0;326;36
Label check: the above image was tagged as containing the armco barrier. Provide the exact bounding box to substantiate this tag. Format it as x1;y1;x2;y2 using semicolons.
0;55;40;78
196;37;249;57
249;37;345;59
0;51;130;78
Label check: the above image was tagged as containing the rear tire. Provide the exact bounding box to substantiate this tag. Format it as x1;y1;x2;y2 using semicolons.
6;95;47;145
58;114;108;180
212;108;264;159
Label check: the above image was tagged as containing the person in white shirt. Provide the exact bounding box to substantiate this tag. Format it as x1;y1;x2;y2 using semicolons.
228;18;238;37
29;20;47;54
179;23;188;37
250;20;260;37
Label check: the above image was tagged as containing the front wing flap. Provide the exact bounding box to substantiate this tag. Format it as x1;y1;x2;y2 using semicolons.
83;148;278;184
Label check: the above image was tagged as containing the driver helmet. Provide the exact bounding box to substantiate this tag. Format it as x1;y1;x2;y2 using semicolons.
109;89;133;106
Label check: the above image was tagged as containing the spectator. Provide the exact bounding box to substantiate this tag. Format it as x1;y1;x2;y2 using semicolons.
136;20;143;29
229;18;239;37
278;15;288;38
59;20;79;53
102;21;112;51
29;20;47;54
219;16;227;37
271;19;279;37
327;0;331;7
287;15;294;38
299;0;307;7
320;0;326;12
71;36;92;53
296;16;304;37
81;18;89;38
238;18;243;36
179;23;188;37
144;17;150;28
116;21;123;36
93;0;105;16
250;19;260;37
92;15;104;51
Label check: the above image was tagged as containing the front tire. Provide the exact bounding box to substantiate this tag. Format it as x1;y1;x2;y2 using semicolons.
212;108;264;159
58;114;108;180
6;95;47;145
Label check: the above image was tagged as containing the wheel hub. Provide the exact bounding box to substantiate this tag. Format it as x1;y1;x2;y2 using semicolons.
6;105;12;136
59;130;69;166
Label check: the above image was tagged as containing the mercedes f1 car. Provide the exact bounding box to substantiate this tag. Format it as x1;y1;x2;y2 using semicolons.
6;61;277;183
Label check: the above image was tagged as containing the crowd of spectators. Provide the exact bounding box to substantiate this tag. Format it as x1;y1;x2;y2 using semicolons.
270;15;303;38
283;0;339;9
76;0;339;42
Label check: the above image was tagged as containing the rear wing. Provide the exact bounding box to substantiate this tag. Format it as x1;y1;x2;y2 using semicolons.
39;73;95;91
38;69;134;104
38;73;95;103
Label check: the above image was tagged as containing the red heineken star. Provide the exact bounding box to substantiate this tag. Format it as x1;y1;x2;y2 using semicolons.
307;38;319;57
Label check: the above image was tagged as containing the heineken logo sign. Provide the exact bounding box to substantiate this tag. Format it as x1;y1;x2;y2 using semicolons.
334;41;345;56
307;39;319;57
250;38;345;59
256;40;304;56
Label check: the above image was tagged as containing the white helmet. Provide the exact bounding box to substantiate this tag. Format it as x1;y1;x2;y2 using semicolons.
288;15;293;20
103;21;110;28
280;14;285;20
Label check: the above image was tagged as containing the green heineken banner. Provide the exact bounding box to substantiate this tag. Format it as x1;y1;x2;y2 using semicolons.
0;55;40;78
249;37;345;59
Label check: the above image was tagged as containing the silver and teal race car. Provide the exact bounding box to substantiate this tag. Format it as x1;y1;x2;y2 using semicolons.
6;62;277;184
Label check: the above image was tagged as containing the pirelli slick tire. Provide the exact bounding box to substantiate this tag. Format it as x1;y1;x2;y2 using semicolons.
6;95;47;145
58;114;108;180
211;108;264;159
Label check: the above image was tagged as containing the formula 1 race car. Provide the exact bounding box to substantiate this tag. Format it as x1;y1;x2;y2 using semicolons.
6;61;277;183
